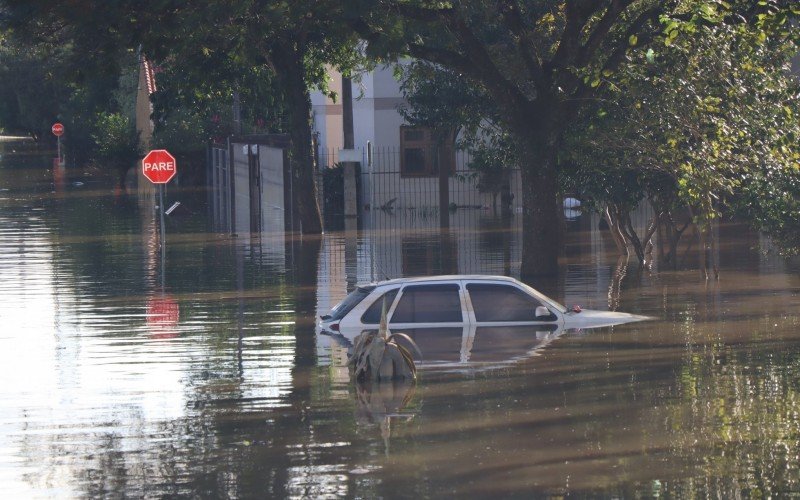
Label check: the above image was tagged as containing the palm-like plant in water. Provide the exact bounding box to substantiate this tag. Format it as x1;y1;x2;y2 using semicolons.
349;297;421;381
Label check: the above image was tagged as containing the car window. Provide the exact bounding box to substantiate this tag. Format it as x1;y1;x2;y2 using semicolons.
391;284;462;323
467;283;552;322
361;288;399;324
329;286;375;320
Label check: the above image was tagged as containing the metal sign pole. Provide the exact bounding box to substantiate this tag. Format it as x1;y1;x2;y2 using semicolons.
159;183;166;293
142;149;176;294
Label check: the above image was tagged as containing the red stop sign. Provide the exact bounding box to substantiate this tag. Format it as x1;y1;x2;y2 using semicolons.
142;149;177;184
52;123;64;137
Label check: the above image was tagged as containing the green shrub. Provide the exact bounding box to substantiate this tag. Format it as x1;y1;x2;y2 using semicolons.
91;112;141;188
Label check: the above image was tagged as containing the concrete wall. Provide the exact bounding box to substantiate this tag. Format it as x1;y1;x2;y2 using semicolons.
232;143;252;237
135;57;156;198
228;138;289;249
258;146;286;240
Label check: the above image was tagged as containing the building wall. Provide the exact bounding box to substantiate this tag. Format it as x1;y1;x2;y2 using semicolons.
232;144;252;237
230;140;287;240
312;64;407;157
311;63;518;212
135;57;156;197
134;59;154;151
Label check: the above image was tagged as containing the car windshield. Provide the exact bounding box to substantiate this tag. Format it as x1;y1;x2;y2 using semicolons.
328;285;375;320
519;284;567;313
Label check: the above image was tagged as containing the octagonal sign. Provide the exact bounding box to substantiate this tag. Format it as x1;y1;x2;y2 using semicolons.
142;149;177;184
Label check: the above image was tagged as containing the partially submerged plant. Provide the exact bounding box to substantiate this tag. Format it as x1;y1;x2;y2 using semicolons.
349;297;421;381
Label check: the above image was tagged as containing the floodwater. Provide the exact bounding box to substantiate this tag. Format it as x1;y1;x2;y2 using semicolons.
2;142;800;498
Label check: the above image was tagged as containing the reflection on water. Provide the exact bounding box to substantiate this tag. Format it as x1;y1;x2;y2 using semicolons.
2;142;800;497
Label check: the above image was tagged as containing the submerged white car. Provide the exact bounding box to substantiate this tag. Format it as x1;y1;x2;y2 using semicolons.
320;275;648;339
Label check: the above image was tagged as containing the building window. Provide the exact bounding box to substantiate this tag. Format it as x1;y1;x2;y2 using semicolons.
400;126;455;177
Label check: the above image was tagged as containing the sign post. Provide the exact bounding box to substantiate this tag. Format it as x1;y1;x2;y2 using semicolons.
142;149;178;291
51;122;64;166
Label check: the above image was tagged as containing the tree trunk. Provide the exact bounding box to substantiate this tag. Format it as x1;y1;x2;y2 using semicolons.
500;169;512;219
342;75;359;218
519;150;561;277
273;42;323;235
118;164;129;191
604;204;630;256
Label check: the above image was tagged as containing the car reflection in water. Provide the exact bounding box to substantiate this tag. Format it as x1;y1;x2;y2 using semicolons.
327;324;569;373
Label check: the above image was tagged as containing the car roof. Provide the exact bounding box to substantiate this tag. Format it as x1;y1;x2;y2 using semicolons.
367;275;521;287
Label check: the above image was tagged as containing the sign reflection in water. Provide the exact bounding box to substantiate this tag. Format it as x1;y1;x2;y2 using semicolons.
2;141;800;497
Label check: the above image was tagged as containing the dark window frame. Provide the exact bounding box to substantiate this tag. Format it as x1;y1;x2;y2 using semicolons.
399;126;456;178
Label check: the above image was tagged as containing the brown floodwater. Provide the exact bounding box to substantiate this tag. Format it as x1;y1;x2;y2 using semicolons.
2;142;800;498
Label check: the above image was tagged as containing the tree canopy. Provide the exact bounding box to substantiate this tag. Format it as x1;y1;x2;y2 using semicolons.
353;0;800;274
1;0;799;268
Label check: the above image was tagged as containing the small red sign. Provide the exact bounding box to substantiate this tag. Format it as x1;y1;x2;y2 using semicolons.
52;123;64;137
142;149;177;184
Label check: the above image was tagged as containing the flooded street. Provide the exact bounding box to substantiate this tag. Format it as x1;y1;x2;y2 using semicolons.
3;144;800;498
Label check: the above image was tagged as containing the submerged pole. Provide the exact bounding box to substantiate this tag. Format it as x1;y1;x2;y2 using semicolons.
159;183;166;292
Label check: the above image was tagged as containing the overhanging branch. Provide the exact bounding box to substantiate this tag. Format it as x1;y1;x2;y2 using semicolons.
577;0;636;67
447;11;533;123
497;0;545;88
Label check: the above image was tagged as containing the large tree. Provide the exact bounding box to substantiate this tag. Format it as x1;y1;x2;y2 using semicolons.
131;0;357;234
350;0;799;276
562;9;800;272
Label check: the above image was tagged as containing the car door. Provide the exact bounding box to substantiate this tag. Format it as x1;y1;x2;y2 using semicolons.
463;281;563;327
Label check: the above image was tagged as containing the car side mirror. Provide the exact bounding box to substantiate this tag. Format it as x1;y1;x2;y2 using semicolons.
535;306;551;319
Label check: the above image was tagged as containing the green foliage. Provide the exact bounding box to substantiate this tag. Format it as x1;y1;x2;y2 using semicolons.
145;31;288;138
736;165;800;254
91;112;140;164
131;0;364;130
0;5;136;171
398;61;489;138
466;134;517;197
561;3;800;252
0;38;69;139
390;1;800;256
399;60;518;198
150;107;208;157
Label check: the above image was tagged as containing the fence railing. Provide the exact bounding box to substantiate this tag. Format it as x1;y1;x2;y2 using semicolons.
316;146;522;219
209;145;231;232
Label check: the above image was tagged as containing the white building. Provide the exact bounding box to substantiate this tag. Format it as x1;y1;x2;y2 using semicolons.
312;65;407;155
311;64;521;213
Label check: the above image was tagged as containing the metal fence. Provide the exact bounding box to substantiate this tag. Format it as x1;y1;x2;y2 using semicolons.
209;145;231;232
316;146;522;218
208;141;524;236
